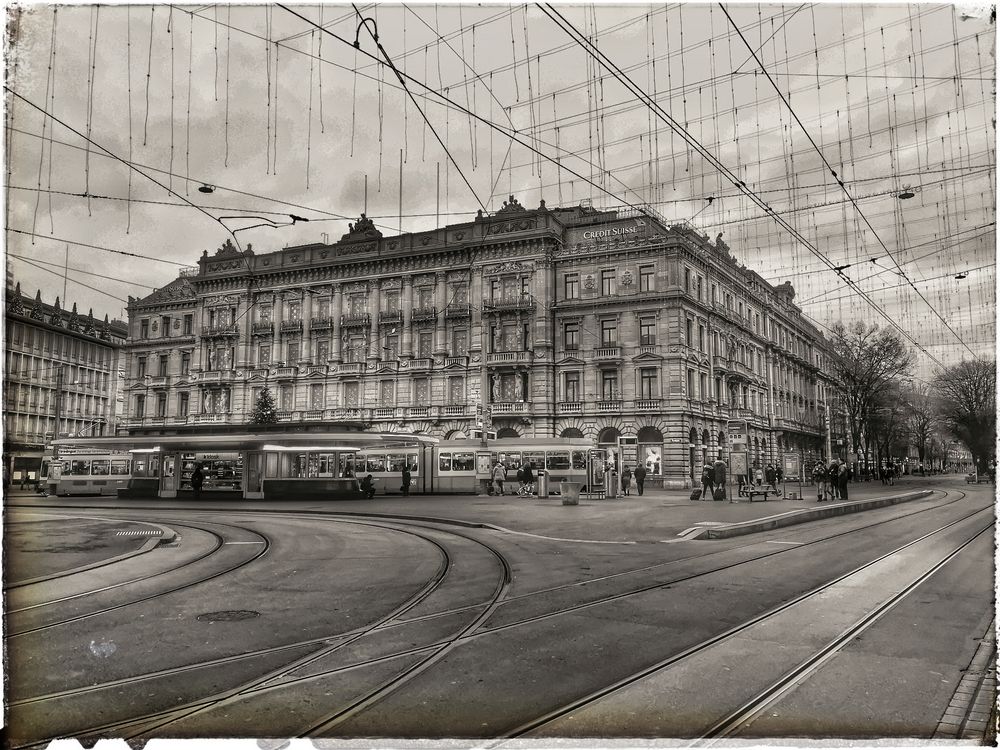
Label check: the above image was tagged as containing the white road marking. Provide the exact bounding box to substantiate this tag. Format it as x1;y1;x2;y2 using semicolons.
765;540;804;545
223;541;267;545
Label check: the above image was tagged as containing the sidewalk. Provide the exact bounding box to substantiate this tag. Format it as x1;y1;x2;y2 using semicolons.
4;476;957;545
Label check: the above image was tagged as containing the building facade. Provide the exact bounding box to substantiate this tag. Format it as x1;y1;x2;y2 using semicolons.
4;283;128;484
123;198;838;488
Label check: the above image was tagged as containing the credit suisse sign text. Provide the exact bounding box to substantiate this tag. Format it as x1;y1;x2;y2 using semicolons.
582;225;641;240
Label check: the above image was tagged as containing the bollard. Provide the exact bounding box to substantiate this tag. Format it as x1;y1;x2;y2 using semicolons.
560;481;581;505
538;470;549;498
605;471;618;499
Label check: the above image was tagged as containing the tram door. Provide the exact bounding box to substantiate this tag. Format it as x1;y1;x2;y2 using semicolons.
160;454;179;498
245;451;265;500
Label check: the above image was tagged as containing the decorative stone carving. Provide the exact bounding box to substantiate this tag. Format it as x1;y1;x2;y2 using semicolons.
341;213;382;241
338;242;378;255
621;269;634;287
485;261;526;275
584;275;595;290
487;219;536;235
380;278;401;289
495;195;526;214
421;236;432;246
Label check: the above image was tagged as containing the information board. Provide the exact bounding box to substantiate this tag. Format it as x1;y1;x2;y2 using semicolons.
727;419;748;446
782;452;801;479
476;452;493;479
730;451;749;477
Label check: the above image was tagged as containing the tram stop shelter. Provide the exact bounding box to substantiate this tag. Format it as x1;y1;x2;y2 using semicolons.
51;430;438;501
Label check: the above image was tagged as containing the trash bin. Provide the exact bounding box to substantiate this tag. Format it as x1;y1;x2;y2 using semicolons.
560;481;581;505
604;470;618;499
538;470;549;498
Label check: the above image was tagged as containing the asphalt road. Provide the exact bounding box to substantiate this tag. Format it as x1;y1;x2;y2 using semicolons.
4;476;995;745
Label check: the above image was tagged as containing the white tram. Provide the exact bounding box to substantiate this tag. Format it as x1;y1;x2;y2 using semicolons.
49;451;133;496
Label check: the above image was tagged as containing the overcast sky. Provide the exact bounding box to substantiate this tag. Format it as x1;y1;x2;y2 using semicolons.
5;3;995;378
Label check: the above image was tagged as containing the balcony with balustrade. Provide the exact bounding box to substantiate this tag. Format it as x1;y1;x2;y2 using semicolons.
444;303;473;319
251;322;274;336
280;319;304;333
200;370;236;383
310;317;334;331
597;400;623;413
635;399;662;411
444;355;469;368
593;346;623;361
482;294;535;313
557;401;583;415
486;350;533;366
408;358;432;371
201;324;239;338
410;306;438;323
490;402;531;416
340;313;371;328
337;362;367;375
271;366;298;380
441;404;471;417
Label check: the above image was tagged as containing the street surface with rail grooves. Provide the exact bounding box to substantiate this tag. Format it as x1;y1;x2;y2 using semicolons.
3;475;995;745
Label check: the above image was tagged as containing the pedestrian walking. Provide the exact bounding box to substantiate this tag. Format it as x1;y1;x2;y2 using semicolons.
828;460;841;501
713;458;728;501
812;462;826;501
776;465;784;485
838;461;850;500
401;465;412;497
765;464;777;487
492;461;507;496
522;462;536;496
633;463;647;496
701;464;714;500
754;465;764;487
621;466;632;496
190;464;204;500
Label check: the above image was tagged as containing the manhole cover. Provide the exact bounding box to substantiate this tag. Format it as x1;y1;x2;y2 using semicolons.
196;610;260;622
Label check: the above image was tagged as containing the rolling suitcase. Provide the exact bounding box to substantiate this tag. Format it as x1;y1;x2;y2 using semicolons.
713;487;726;501
689;488;702;501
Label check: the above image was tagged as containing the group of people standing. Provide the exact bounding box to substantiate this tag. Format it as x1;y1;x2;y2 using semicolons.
617;463;647;496
811;459;851;502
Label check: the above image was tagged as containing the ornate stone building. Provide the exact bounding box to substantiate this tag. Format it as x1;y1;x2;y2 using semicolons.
4;282;128;483
123;198;839;488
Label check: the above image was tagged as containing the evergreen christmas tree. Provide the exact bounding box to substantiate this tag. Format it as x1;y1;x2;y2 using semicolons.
249;387;278;425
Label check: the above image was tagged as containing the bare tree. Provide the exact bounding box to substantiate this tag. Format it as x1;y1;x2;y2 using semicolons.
829;322;915;466
904;385;939;465
935;358;996;472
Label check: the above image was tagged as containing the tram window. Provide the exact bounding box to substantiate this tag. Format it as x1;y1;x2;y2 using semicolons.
497;452;522;470
68;460;91;476
438;453;452;472
452;452;475;471
111;459;130;475
133;459;147;477
407;453;419;473
387;454;406;472
147;459;160;478
366;454;387;473
341;455;357;478
91;459;111;476
523;452;545;471
312;453;336;478
265;453;278;478
545;451;570;471
571;450;587;470
289;453;308;478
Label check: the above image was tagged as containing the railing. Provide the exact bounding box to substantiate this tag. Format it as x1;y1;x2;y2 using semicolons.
557;401;583;414
310;317;334;330
410;306;438;322
192;413;229;424
445;355;469;367
638;345;657;355
712;355;729;371
731;361;754;380
338;362;367;375
272;366;298;379
372;407;397;419
408;358;432;370
635;399;662;410
483;294;535;312
148;376;169;387
333;407;367;421
442;404;469;416
341;313;371;327
491;402;530;415
597;400;623;412
594;346;622;360
252;322;274;335
280;319;303;333
486;351;533;365
379;310;403;324
200;370;236;383
302;409;325;421
407;406;431;418
444;303;473;318
275;410;295;421
201;325;238;337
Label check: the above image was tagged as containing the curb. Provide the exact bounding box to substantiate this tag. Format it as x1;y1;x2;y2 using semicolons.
695;490;935;540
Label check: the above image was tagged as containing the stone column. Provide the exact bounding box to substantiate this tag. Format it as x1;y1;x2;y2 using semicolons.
302;288;313;364
368;281;381;362
330;283;343;363
273;293;284;365
237;292;253;369
434;272;448;356
401;276;414;358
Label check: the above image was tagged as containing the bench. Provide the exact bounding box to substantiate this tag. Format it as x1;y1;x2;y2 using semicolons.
739;483;783;502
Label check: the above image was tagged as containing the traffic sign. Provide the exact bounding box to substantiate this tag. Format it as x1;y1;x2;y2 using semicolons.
727;419;748;445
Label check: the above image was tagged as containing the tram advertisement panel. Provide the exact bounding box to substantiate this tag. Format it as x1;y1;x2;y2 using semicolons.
589;450;606;488
476;452;492;479
730;451;749;478
782;453;801;480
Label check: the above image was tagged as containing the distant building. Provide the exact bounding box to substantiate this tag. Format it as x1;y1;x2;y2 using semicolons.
3;282;128;485
123;199;840;489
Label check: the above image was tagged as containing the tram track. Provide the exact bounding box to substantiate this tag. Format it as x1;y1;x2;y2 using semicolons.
5;518;270;638
498;504;995;741
5;487;990;744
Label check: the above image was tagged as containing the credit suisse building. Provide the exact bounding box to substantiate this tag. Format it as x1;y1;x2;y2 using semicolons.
124;198;838;489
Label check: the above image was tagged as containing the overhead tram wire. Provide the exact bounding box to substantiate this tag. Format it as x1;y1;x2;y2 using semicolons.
7;253;160;290
174;5;648;209
534;3;947;370
275;4;653;215
7;228;203;267
720;4;981;361
13;256;130;304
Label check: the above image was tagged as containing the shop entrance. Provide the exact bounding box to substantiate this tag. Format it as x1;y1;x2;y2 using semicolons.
180;452;243;493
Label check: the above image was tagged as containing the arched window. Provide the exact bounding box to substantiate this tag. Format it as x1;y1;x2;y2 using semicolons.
638;426;664;443
718;430;726;446
560;427;584;438
637;426;664;477
444;429;467;440
496;427;520;438
688;427;698;444
701;429;710;446
597;426;621;444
